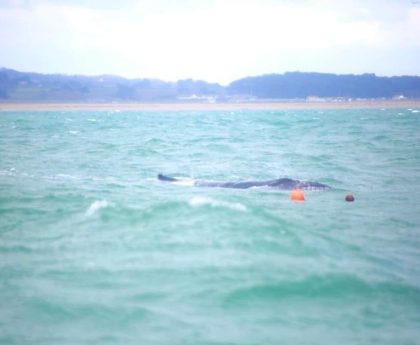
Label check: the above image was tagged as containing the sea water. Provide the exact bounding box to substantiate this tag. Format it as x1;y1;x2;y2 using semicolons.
1;108;419;345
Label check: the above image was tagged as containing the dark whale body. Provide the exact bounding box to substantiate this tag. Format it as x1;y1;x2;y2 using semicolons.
157;174;330;191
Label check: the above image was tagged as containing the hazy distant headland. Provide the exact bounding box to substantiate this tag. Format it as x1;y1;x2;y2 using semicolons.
1;67;420;103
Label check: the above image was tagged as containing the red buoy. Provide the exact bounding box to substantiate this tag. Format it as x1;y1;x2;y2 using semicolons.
345;194;355;202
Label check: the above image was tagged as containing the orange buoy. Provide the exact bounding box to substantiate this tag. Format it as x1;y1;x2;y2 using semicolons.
345;194;355;202
290;189;305;201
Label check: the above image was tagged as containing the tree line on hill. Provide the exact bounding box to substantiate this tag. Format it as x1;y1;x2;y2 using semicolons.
1;67;419;102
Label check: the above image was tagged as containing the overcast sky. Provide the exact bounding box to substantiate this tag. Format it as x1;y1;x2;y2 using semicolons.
1;0;419;84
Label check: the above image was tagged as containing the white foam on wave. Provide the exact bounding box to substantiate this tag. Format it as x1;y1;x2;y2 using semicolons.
56;173;78;180
411;109;419;113
189;196;247;212
0;167;16;176
85;200;111;217
174;179;195;187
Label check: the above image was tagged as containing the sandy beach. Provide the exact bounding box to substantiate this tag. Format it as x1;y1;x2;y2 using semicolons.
0;100;419;112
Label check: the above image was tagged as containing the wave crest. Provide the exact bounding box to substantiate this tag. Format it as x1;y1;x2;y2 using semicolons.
85;200;111;217
189;196;247;212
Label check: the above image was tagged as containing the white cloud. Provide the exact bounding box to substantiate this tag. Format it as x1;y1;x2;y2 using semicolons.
0;0;419;83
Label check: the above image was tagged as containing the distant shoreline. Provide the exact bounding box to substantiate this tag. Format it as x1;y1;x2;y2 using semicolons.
0;100;419;112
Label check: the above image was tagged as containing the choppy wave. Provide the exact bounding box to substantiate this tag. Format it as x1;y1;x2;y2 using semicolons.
189;196;247;212
85;200;112;216
224;274;420;305
1;109;420;345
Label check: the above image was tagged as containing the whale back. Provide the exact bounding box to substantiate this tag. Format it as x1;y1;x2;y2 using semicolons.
158;174;330;190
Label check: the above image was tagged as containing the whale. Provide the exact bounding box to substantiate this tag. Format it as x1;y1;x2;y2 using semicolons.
157;174;330;190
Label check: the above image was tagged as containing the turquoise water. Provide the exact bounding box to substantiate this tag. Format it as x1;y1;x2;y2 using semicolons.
1;108;420;345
